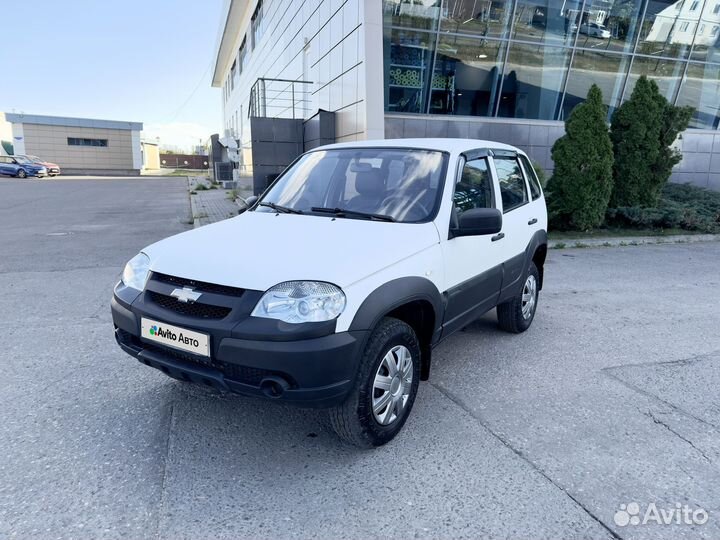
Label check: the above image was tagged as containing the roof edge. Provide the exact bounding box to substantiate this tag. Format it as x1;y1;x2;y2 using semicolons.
5;113;142;131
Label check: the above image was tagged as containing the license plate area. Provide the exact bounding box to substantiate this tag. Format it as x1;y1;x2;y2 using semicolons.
140;317;210;357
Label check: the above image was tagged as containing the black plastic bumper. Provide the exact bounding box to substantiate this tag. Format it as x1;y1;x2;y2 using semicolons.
111;292;364;408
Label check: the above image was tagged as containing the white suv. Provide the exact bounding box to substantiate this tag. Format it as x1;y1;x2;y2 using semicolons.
112;139;548;447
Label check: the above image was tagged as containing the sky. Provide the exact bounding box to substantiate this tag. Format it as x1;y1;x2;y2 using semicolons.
0;0;224;152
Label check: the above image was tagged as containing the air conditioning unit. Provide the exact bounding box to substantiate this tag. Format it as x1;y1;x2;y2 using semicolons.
214;161;234;182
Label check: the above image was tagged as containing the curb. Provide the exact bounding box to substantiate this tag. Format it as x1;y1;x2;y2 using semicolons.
548;233;720;249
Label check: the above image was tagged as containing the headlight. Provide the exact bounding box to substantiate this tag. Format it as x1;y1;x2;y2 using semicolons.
251;281;346;323
121;253;151;291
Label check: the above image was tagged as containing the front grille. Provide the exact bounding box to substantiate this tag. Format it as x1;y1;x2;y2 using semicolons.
151;272;245;297
148;291;232;319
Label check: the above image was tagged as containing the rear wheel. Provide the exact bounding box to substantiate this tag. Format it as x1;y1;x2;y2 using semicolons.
17;169;27;178
497;262;540;333
328;317;421;448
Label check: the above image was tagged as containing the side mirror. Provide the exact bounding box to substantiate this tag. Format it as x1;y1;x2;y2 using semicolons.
451;207;502;237
238;195;258;213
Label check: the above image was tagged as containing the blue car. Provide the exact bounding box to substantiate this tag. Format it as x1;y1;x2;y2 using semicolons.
0;155;47;178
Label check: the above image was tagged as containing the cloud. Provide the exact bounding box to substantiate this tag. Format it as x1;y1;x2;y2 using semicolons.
142;121;217;151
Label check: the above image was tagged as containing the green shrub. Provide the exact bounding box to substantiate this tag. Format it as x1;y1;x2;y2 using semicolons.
610;76;693;207
546;85;614;230
531;160;547;187
606;183;720;233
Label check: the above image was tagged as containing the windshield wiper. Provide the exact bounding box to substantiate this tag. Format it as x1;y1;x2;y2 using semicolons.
258;202;303;214
311;207;396;222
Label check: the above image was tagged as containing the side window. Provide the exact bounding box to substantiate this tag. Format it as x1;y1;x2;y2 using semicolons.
518;154;542;200
454;157;494;215
494;157;528;213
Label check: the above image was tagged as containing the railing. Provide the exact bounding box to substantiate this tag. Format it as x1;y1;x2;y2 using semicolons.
249;78;313;119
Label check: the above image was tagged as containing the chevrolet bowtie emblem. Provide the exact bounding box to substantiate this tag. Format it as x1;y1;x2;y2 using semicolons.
170;286;202;303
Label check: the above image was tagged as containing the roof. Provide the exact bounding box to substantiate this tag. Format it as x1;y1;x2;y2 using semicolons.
4;113;142;131
319;138;522;154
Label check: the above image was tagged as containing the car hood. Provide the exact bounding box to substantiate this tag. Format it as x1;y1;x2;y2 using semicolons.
143;211;441;291
41;161;59;168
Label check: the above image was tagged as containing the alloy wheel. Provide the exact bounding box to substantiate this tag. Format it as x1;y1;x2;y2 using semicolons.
371;345;413;426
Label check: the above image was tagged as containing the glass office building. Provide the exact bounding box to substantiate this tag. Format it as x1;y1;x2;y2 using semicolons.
383;0;720;129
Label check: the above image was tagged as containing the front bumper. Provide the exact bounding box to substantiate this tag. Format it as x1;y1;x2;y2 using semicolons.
111;284;364;408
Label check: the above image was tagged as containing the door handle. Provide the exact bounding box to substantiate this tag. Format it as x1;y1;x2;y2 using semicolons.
528;218;538;225
491;232;505;242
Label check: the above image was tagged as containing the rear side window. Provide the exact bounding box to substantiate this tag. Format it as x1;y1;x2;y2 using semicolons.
454;157;494;215
494;157;528;213
518;154;543;200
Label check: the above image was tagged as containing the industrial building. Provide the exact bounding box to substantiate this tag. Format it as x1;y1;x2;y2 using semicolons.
2;113;143;175
213;0;720;192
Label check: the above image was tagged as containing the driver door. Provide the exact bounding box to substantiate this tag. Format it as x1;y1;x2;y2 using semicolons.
441;153;506;336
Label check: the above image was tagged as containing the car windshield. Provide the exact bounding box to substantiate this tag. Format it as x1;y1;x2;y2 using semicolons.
14;156;31;164
27;155;41;162
256;148;447;223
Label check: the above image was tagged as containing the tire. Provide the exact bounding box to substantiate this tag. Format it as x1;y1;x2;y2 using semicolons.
497;262;540;333
17;169;27;179
328;317;421;448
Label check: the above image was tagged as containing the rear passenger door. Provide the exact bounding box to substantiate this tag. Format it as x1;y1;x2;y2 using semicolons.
517;153;547;236
490;151;533;298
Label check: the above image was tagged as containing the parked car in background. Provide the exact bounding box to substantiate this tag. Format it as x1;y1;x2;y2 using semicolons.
0;156;47;178
580;22;611;38
19;154;60;176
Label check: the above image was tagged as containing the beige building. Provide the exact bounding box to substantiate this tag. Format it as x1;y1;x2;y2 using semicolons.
3;113;143;175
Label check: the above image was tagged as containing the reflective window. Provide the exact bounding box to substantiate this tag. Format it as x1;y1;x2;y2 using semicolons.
623;55;685;102
575;0;645;54
380;0;720;126
512;0;582;45
498;43;571;119
384;0;441;30
430;34;507;116
637;0;694;59
676;62;720;128
562;51;630;119
440;0;514;39
494;156;528;212
688;1;720;63
384;28;436;113
454;157;494;214
518;154;543;199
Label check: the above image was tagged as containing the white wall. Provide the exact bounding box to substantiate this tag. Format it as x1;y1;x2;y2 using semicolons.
217;0;385;170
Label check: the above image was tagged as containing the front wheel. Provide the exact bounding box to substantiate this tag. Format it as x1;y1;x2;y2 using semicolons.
17;169;27;178
328;317;421;448
497;262;540;333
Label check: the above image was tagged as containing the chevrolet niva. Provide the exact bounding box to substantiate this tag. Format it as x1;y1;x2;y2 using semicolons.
111;139;547;447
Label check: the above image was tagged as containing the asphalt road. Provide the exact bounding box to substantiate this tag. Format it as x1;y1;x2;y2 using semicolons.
2;177;719;539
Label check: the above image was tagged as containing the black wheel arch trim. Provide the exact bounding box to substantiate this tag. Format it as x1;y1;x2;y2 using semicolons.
523;230;548;289
348;276;444;381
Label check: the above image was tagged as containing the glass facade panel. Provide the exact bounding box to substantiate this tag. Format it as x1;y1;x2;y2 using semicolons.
440;0;514;38
498;44;571;119
624;55;685;101
637;0;694;59
430;35;507;115
676;62;720;128
384;0;441;30
575;0;646;53
562;51;630;118
688;0;720;63
384;28;436;113
512;0;583;45
383;0;720;129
